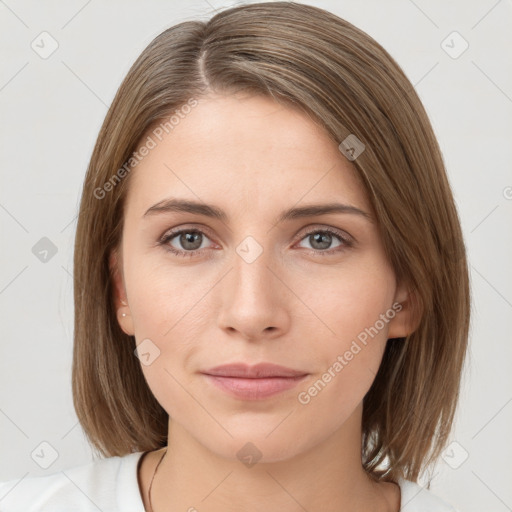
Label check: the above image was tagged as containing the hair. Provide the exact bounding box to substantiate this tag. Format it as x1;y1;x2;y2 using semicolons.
72;1;470;484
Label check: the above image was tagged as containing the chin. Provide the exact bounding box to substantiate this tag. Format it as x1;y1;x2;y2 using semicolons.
198;428;316;466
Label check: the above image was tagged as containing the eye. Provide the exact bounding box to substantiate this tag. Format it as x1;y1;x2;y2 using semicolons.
159;226;353;259
296;227;353;255
159;228;215;258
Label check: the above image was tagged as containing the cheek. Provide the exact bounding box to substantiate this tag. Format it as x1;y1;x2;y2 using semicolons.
123;246;214;339
122;254;217;417
139;358;192;421
294;261;394;404
301;258;395;344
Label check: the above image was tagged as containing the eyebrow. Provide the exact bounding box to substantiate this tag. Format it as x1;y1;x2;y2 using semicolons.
143;198;373;224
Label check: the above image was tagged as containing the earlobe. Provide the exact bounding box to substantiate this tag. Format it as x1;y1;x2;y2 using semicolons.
109;249;135;336
116;304;135;336
387;284;422;339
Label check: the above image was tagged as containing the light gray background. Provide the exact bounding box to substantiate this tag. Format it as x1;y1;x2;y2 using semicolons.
1;0;511;510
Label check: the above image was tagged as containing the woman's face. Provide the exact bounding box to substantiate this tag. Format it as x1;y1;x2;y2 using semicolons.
112;92;412;462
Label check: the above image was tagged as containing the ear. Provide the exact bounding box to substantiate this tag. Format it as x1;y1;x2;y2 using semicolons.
387;281;422;339
109;249;135;336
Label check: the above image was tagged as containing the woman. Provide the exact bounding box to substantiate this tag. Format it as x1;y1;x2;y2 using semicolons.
0;2;469;511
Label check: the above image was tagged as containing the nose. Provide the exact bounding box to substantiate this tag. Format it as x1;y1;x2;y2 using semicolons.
216;240;291;341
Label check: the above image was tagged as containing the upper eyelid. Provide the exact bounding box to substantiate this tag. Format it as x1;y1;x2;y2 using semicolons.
160;224;216;244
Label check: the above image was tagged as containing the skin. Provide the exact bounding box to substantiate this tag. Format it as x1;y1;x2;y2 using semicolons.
111;92;417;512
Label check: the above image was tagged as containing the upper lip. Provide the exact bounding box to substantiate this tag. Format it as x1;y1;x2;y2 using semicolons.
202;363;308;378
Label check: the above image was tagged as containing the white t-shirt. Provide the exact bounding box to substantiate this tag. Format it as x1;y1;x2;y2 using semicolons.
0;451;459;511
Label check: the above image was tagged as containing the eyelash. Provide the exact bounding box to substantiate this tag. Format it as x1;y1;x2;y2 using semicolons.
158;226;354;259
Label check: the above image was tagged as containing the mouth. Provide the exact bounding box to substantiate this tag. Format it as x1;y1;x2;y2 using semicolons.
202;374;309;400
200;362;309;400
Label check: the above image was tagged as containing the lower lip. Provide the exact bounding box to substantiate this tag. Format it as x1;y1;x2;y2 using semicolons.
202;374;308;400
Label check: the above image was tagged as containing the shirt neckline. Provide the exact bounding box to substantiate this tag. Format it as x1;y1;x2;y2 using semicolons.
117;451;147;511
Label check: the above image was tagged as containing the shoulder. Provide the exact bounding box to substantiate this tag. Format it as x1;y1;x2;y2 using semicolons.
398;478;460;511
0;451;145;512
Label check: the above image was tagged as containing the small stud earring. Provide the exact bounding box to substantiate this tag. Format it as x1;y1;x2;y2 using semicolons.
121;313;127;317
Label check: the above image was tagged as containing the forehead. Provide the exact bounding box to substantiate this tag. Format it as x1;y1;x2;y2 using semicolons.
125;93;371;220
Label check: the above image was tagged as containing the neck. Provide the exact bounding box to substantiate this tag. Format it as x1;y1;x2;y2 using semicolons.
144;404;399;512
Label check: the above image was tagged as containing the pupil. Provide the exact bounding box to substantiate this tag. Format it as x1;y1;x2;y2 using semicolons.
312;232;331;250
181;232;201;250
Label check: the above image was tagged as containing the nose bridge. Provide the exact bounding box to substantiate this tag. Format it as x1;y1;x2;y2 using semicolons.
216;233;288;338
231;233;275;306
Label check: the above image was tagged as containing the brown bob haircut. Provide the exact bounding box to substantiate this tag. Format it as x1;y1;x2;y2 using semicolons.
72;1;470;483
